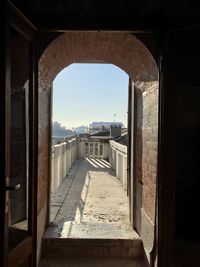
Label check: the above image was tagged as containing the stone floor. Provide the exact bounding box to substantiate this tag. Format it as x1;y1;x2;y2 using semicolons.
40;159;144;267
44;158;139;240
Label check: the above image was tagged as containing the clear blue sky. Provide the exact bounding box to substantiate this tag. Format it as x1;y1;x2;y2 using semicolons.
53;63;128;129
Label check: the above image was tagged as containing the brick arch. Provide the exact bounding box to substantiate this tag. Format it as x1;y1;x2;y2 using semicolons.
39;32;158;91
37;32;159;260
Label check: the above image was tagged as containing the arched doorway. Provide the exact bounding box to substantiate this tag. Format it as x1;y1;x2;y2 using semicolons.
37;32;158;264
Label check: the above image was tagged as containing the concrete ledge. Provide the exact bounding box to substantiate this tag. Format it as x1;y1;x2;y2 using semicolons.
42;238;143;259
39;256;145;267
109;140;127;154
109;140;127;190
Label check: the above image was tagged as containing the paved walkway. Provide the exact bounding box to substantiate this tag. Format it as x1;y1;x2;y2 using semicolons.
44;158;138;240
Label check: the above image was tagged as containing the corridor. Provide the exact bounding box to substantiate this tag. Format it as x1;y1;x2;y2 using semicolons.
45;158;138;240
40;158;143;267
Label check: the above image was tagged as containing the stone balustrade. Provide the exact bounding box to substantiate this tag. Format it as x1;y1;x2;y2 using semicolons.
51;138;77;194
51;137;127;194
109;140;127;190
77;138;110;159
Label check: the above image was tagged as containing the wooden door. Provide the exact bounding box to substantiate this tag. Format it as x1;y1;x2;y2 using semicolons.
0;2;37;267
0;1;10;266
159;27;200;267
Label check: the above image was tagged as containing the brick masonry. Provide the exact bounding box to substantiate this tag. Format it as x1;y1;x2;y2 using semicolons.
135;83;158;219
134;82;158;262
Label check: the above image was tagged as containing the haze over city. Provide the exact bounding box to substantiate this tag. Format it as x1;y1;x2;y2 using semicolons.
53;63;128;130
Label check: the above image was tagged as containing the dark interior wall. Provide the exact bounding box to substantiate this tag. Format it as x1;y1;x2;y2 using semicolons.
134;33;159;64
160;28;200;267
10;0;200;31
36;32;61;59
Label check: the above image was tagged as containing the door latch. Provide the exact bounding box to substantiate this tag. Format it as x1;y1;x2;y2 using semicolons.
5;184;21;191
5;176;20;213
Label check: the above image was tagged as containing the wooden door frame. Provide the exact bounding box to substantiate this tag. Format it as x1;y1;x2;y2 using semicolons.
0;1;10;266
127;78;137;229
158;26;200;267
127;78;132;221
10;3;38;267
0;2;38;267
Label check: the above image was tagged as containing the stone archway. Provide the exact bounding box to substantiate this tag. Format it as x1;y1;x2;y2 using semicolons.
37;32;158;263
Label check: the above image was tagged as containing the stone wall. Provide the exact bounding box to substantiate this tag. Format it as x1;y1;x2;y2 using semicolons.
109;140;127;190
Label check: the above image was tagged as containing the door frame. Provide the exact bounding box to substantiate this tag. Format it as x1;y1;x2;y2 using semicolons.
127;78;137;228
158;27;200;267
0;1;10;266
0;2;38;267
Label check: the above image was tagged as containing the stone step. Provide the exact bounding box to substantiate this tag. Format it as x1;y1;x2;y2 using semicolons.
42;238;143;258
39;256;145;267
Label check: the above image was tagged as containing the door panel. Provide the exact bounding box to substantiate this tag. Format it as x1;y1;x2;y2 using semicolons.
160;27;200;267
0;2;37;267
127;78;135;227
9;26;30;250
0;2;10;266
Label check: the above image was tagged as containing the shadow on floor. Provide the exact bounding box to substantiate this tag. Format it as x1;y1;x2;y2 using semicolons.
45;158;135;239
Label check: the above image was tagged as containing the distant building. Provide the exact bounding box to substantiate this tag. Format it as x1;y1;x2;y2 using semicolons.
89;121;124;135
110;125;122;138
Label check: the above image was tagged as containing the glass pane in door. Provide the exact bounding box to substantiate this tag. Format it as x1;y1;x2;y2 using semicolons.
9;27;30;251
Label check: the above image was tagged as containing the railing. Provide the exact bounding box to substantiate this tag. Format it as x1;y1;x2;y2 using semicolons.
51;137;127;194
77;137;110;159
109;140;127;190
51;138;77;194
